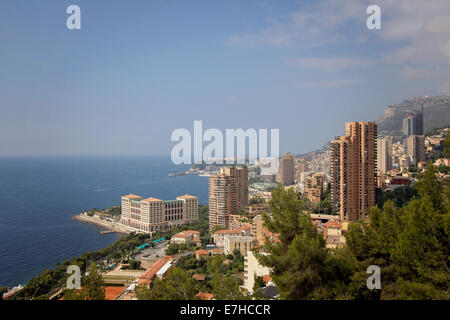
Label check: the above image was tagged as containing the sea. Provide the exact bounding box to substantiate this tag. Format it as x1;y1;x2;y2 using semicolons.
0;156;209;287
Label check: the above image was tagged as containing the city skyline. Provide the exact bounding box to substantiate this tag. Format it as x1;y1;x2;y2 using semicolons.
1;0;450;156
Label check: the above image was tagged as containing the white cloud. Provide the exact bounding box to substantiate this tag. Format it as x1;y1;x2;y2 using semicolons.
227;0;368;47
402;65;435;79
296;79;368;89
285;57;375;71
229;0;450;94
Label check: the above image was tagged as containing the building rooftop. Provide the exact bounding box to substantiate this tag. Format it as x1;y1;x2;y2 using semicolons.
324;221;342;229
225;235;255;242
213;229;243;235
192;274;206;281
141;197;163;202
138;256;172;285
196;292;215;300
177;194;198;199
172;233;190;238
122;194;142;199
182;230;200;234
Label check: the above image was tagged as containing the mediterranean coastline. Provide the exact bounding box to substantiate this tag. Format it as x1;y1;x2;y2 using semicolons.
0;156;209;288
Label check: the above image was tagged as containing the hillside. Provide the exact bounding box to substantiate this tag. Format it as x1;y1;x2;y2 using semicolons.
376;96;450;135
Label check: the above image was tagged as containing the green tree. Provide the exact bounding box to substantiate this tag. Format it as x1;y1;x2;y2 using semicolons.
415;163;444;212
252;275;266;299
444;131;450;158
257;185;353;299
211;274;246;300
136;267;199;300
81;264;105;300
345;165;450;299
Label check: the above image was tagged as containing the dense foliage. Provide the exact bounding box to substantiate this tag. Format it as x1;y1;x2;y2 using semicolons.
258;186;353;299
259;164;450;300
63;264;106;300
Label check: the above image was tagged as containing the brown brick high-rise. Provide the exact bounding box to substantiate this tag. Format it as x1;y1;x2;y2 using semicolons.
209;166;248;232
330;122;377;222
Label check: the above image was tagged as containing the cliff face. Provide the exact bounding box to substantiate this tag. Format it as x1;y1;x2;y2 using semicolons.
376;96;450;135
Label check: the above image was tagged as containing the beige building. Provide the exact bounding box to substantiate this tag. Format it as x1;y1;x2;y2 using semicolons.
405;135;425;165
209;166;248;232
243;250;271;293
276;152;296;186
224;235;255;256
304;174;323;204
170;230;201;246
120;194;198;233
251;215;280;245
212;229;243;247
330;122;377;222
245;203;270;217
323;221;346;249
377;137;392;173
295;161;308;183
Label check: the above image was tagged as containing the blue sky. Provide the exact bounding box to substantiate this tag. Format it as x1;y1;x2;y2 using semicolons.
1;0;449;156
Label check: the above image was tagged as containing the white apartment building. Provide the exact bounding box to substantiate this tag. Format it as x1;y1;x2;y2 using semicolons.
212;229;244;247
243;250;271;293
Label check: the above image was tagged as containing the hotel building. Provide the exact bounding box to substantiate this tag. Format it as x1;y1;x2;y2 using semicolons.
120;194;198;233
330;122;377;222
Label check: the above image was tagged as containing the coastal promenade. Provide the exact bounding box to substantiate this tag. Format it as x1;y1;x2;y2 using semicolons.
72;214;132;234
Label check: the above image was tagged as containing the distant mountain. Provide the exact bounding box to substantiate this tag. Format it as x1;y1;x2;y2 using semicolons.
299;95;450;158
376;96;450;136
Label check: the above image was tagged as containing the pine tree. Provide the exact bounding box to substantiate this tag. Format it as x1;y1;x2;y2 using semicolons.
257;185;353;299
136;267;198;300
81;264;105;300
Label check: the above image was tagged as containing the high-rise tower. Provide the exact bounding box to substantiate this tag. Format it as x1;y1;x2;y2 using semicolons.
330;122;377;222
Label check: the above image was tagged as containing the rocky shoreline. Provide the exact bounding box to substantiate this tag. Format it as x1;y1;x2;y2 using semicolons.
72;214;131;234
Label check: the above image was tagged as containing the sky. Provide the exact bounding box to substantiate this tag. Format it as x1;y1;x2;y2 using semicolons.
0;0;450;156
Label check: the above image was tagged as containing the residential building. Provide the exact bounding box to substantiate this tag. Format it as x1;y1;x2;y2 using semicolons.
251;215;279;245
304;174;324;204
243;250;271;293
208;166;248;231
295;161;309;183
403;111;423;136
212;229;243;247
330;122;377;222
323;221;346;249
120;194;198;233
195;249;210;260
170;230;201;246
377;137;392;173
245;203;270;217
405;135;425;165
223;235;255;256
276;152;296;186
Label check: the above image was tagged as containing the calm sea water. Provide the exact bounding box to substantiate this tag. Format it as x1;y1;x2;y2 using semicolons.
0;156;209;287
